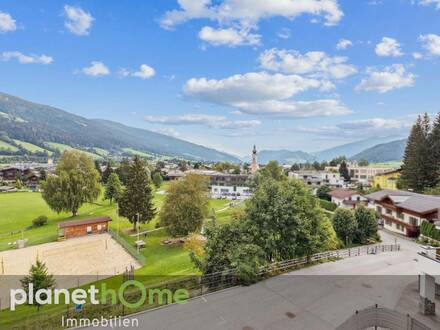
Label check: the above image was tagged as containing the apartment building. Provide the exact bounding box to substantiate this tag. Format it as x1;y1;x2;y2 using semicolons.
325;164;397;185
289;170;345;188
365;189;440;237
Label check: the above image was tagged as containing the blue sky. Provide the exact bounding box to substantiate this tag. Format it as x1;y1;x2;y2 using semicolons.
1;0;440;157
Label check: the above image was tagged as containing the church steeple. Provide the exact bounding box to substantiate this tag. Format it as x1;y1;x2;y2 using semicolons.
251;145;259;174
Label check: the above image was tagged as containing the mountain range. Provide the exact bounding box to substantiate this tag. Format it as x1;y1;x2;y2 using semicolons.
0;92;240;162
350;139;407;163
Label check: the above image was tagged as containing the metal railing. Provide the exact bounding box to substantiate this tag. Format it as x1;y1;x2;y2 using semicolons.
108;229;146;266
336;305;431;330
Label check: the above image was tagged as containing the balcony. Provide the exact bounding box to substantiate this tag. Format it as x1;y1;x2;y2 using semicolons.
418;246;440;276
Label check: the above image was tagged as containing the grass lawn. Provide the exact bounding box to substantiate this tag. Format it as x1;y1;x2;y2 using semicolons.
12;139;52;155
121;147;152;158
0;140;19;152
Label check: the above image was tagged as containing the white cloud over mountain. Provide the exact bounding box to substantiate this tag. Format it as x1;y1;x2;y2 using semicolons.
144;113;261;129
375;37;403;57
1;51;53;64
64;5;94;36
355;64;415;93
259;48;357;79
0;11;16;33
183;71;350;117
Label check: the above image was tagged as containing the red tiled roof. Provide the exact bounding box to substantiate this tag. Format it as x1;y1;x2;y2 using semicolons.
58;217;112;228
329;189;358;199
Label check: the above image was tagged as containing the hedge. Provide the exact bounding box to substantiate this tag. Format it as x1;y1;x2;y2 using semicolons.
319;199;338;212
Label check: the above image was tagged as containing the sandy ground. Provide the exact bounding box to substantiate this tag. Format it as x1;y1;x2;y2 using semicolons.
0;234;140;309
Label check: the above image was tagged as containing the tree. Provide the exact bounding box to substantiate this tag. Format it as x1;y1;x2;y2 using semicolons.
332;208;357;246
101;161;113;184
242;179;331;261
116;158;130;185
20;259;56;311
290;163;300;171
259;160;286;182
159;174;209;236
184;233;206;258
42;150;101;216
358;159;369;167
316;185;332;201
315;216;341;251
178;160;188;172
339;161;350;182
401;114;436;192
39;169;47;181
94;160;102;179
354;205;378;243
104;172;122;204
329;156;346;167
430;113;440;185
152;172;163;189
118;156;156;231
312;161;322;171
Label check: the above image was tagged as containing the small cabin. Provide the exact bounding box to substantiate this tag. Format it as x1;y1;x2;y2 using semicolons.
58;217;111;239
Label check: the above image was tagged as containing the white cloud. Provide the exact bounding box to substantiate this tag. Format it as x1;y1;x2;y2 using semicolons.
412;52;423;59
79;61;110;76
120;64;156;79
336;118;409;130
0;11;16;33
151;127;181;137
64;5;94;36
277;28;291;39
258;48;357;79
336;39;352;50
375;37;403;57
183;71;351;117
144;113;261;129
418;0;440;9
419;34;440;56
1;51;53;64
355;64;415;93
198;26;260;46
160;0;344;42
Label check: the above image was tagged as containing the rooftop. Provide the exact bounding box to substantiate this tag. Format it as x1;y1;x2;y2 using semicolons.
58;217;112;229
329;189;359;199
365;189;440;214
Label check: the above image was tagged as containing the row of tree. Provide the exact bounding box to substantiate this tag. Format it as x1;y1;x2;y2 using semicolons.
401;113;440;193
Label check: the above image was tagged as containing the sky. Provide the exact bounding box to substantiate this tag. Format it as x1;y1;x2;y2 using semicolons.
0;0;440;157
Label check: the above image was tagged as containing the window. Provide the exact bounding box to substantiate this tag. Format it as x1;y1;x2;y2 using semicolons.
409;217;418;226
376;206;383;214
396;224;401;230
386;209;392;215
385;219;391;226
86;226;92;234
97;224;102;231
397;212;404;220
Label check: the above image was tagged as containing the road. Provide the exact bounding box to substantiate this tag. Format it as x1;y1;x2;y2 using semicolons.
83;230;439;330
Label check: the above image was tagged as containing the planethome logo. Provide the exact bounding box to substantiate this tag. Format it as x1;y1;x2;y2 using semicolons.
10;280;189;311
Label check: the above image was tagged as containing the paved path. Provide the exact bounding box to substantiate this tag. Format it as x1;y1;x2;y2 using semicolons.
83;230;439;330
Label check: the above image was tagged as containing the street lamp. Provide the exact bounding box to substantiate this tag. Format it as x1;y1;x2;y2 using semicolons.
136;213;140;254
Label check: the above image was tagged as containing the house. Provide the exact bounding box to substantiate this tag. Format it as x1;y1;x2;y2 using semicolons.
0;167;19;182
58;217;111;239
325;163;397;185
329;188;367;209
373;169;401;190
365;189;440;238
289;170;345;188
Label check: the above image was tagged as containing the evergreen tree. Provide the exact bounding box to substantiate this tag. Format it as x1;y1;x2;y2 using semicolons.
101;161;114;184
104;172;122;204
20;259;56;311
94;160;102;179
118;156;156;231
430;113;440;185
401;114;435;192
152;172;163;189
339;161;350;182
116;158;130;185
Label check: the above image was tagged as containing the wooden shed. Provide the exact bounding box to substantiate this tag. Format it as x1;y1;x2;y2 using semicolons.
58;217;111;239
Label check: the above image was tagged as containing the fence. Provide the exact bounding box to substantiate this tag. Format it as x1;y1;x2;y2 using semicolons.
108;229;146;266
7;244;400;329
336;305;431;330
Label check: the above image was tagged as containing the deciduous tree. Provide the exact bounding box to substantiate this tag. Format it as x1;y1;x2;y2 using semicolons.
42;150;101;216
332;208;357;246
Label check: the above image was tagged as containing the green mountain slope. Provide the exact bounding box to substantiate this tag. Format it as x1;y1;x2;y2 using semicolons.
0;92;239;162
350;139;407;163
257;149;316;164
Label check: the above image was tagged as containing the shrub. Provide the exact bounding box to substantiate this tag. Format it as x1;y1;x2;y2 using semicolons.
32;215;48;227
319;199;338;212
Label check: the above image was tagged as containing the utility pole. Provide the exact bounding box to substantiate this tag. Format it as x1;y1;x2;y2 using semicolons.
137;213;140;254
